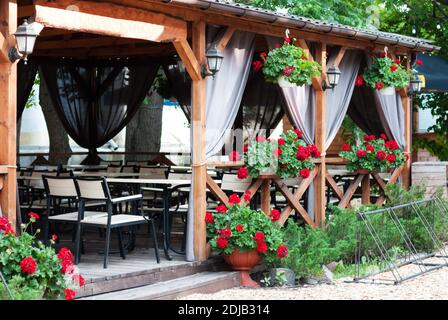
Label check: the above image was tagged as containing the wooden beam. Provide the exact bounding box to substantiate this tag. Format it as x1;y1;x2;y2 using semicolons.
333;47;347;68
191;20;207;261
33;0;187;42
314;42;327;226
172;39;202;81
206;174;229;207
217;27;235;52
402;58;411;190
260;180;271;215
35;37;148;50
0;0;18;230
0;31;9;63
18;4;34;18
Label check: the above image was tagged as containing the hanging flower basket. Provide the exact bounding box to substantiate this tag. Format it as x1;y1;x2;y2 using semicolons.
360;50;411;95
379;86;396;96
253;35;321;88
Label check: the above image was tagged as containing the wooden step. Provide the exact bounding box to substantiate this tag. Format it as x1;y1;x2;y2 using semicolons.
78;271;240;300
75;256;229;298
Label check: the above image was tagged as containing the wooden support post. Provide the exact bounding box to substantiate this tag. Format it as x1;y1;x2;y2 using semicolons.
282;114;293;132
361;174;371;205
401;58;411;190
260;180;271;215
314;43;326;226
191;20;207;261
0;0;17;229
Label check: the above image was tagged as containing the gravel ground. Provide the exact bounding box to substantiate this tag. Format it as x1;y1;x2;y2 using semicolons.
181;259;448;300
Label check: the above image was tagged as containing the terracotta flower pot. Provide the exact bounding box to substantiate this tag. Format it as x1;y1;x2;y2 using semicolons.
223;249;261;288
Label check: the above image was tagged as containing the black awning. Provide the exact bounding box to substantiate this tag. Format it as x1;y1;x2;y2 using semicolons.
417;53;448;93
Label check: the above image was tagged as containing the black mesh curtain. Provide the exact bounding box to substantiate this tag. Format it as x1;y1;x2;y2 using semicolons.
236;70;285;142
163;63;191;121
17;59;39;121
40;59;159;164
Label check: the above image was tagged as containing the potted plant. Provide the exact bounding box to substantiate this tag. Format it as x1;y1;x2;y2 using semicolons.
258;37;321;88
206;195;288;287
361;52;411;96
0;213;85;300
339;134;408;173
238;129;320;180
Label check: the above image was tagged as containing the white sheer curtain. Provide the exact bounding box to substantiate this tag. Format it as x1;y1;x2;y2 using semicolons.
186;30;255;261
325;50;362;149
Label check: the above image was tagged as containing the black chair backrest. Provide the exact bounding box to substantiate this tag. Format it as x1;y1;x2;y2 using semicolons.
74;176;111;201
42;175;78;200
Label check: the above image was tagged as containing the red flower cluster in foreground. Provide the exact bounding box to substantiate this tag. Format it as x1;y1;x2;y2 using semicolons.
270;209;281;222
228;193;241;205
282;66;295;77
216;204;228;213
229;150;241;161
235;224;244;233
243;190;252;201
0;216;15;236
252;60;263;73
355;74;364;86
277;244;288;258
64;289;76;301
58;247;75;275
237;167;249;179
300;168;311;178
205;212;214;224
253;231;267;253
20;257;37;275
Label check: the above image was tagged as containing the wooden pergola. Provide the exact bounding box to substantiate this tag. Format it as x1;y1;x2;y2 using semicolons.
0;0;437;261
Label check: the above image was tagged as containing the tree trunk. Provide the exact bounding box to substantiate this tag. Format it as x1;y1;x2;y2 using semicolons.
125;90;163;162
39;72;72;165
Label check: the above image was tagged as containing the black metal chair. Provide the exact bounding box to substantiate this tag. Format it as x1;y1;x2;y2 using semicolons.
73;177;160;268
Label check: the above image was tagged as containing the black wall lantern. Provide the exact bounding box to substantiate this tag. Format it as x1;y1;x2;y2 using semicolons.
9;19;38;63
323;65;341;90
202;44;224;78
409;73;423;95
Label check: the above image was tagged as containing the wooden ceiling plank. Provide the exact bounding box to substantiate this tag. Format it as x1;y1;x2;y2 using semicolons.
33;0;187;42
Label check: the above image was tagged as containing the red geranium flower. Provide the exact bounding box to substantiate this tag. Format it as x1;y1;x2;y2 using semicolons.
57;247;74;262
216;237;228;249
229;150;240;161
386;154;396;163
72;274;85;287
378;52;387;57
394;58;401;64
355;74;364;86
390;65;398;71
405;154;410;161
376;151;386;161
277;244;288;258
260;52;267;58
243;144;249;153
252;60;263;72
243;190;252;201
273;148;282;158
28;212;40;220
293;129;303;139
254;231;265;243
357;150;367;158
235;224;244;233
307;144;320;157
375;81;384;90
277;138;285;146
364;135;376;142
342;143;351;152
216;204;228;213
275;43;281;48
416;59;423;65
0;217;13;235
270;209;281;222
256;135;266;142
237;167;249;180
380;133;388;140
257;242;268;253
219;227;232;239
366;144;375;152
64;289;76;301
205;212;214;224
296;146;311;161
300;168;311;178
282;66;295;77
51;234;58;240
385;140;399;150
20;257;37;275
228;193;241;205
61;259;74;274
284;37;291;44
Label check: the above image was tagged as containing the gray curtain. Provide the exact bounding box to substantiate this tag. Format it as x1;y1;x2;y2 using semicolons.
186;29;255;261
325;50;362;149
